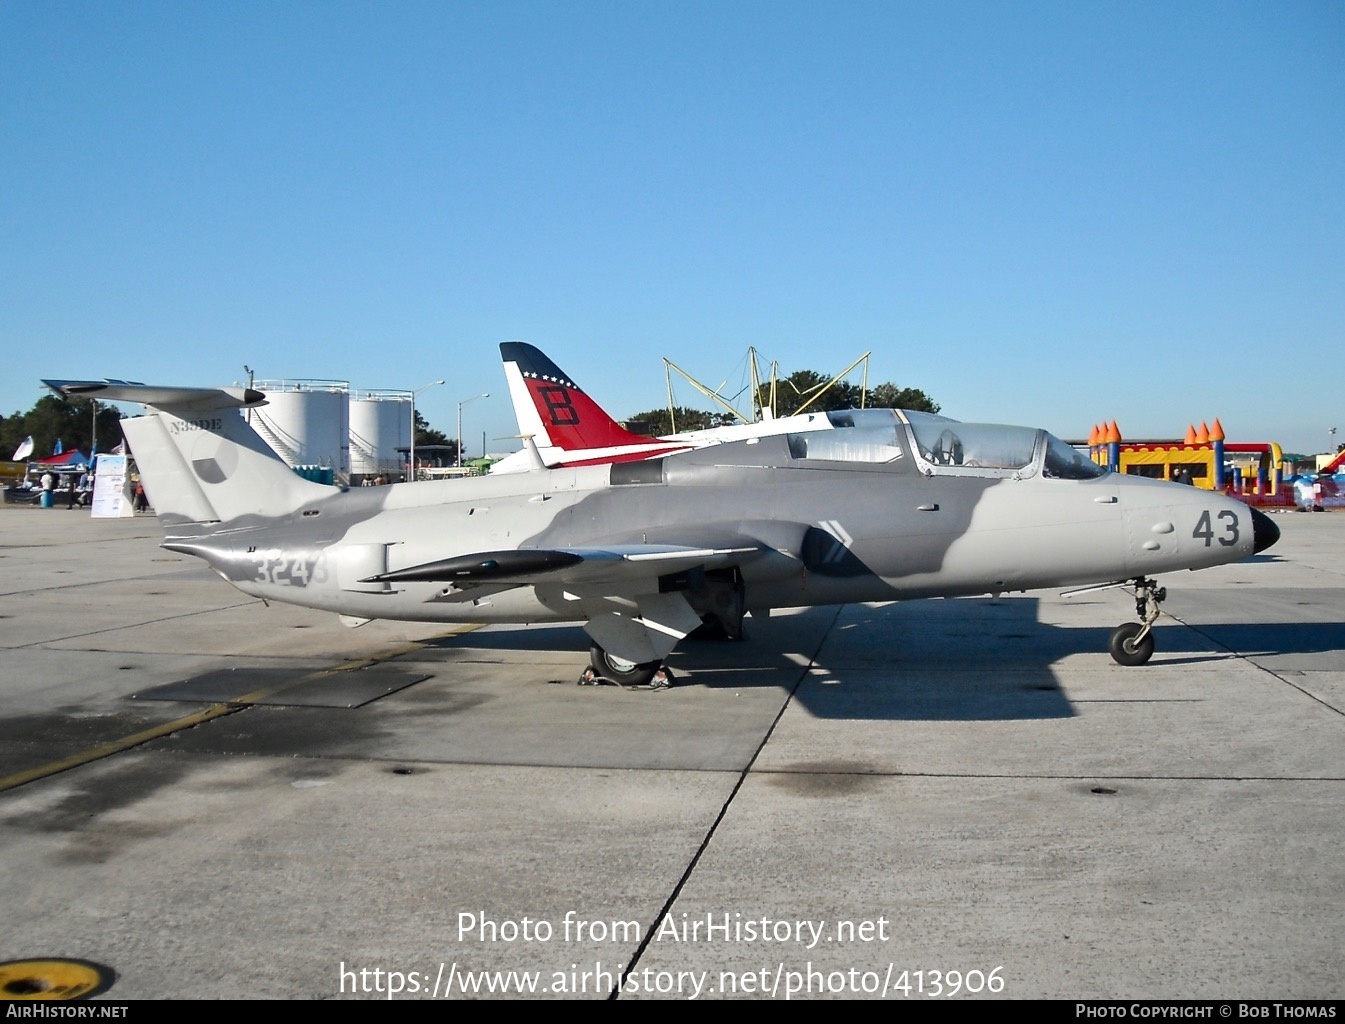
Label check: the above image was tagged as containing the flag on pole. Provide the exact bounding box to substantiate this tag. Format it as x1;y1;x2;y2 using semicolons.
11;436;34;460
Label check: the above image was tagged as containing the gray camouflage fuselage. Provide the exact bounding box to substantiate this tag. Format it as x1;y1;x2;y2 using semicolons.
164;430;1263;630
43;379;1274;670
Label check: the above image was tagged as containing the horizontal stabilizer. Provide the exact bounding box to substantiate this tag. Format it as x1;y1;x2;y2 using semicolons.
44;380;267;410
43;377;329;525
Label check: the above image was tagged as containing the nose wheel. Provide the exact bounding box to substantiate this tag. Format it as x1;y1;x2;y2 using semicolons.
1108;577;1166;666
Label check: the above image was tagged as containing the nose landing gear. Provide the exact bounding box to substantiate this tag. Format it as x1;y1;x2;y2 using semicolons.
1108;577;1166;666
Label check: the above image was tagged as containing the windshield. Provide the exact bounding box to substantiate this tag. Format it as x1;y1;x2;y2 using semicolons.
1042;433;1108;479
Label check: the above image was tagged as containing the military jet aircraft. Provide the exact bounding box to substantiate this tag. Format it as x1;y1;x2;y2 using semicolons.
490;341;839;473
44;378;1279;686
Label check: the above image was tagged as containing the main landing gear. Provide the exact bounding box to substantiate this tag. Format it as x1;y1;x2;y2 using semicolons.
578;645;674;689
1108;577;1167;666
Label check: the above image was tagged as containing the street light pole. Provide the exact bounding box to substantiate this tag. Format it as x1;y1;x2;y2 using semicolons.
409;380;444;482
457;393;490;468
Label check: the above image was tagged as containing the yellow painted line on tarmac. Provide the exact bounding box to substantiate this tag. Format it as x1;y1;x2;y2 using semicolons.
0;623;483;794
0;703;240;794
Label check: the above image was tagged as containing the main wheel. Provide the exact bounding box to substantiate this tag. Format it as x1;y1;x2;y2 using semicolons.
589;645;661;687
1108;622;1155;666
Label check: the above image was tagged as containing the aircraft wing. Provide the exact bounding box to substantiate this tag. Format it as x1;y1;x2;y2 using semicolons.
368;542;767;666
363;544;761;586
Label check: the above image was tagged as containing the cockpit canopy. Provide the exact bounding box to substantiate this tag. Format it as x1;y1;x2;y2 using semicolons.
786;408;1106;480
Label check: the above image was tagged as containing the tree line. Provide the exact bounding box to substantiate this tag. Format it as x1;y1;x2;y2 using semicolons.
2;394;124;462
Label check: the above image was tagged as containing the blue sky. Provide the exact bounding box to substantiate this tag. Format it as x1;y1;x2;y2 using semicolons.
3;1;1342;456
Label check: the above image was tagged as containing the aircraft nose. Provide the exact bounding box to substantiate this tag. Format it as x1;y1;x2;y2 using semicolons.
1250;507;1280;554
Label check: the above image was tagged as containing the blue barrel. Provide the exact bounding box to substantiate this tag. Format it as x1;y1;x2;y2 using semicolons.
40;491;54;508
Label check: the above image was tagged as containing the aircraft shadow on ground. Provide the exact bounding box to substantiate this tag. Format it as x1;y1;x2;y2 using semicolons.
68;601;1342;777
421;624;595;654
413;596;1345;722
405;599;1091;722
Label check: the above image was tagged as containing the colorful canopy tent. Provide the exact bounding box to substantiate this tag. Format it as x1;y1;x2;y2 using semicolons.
33;450;89;470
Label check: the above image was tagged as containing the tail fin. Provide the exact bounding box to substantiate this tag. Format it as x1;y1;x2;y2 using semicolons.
43;380;336;525
500;342;654;451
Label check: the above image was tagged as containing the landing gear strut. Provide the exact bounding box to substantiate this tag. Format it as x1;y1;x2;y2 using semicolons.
1108;577;1166;666
578;645;674;689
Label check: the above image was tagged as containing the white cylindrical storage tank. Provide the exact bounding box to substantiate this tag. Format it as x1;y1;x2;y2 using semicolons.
350;391;412;478
251;379;350;475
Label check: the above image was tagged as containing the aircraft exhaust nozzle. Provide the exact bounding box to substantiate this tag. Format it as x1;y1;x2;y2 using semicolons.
1250;507;1280;554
